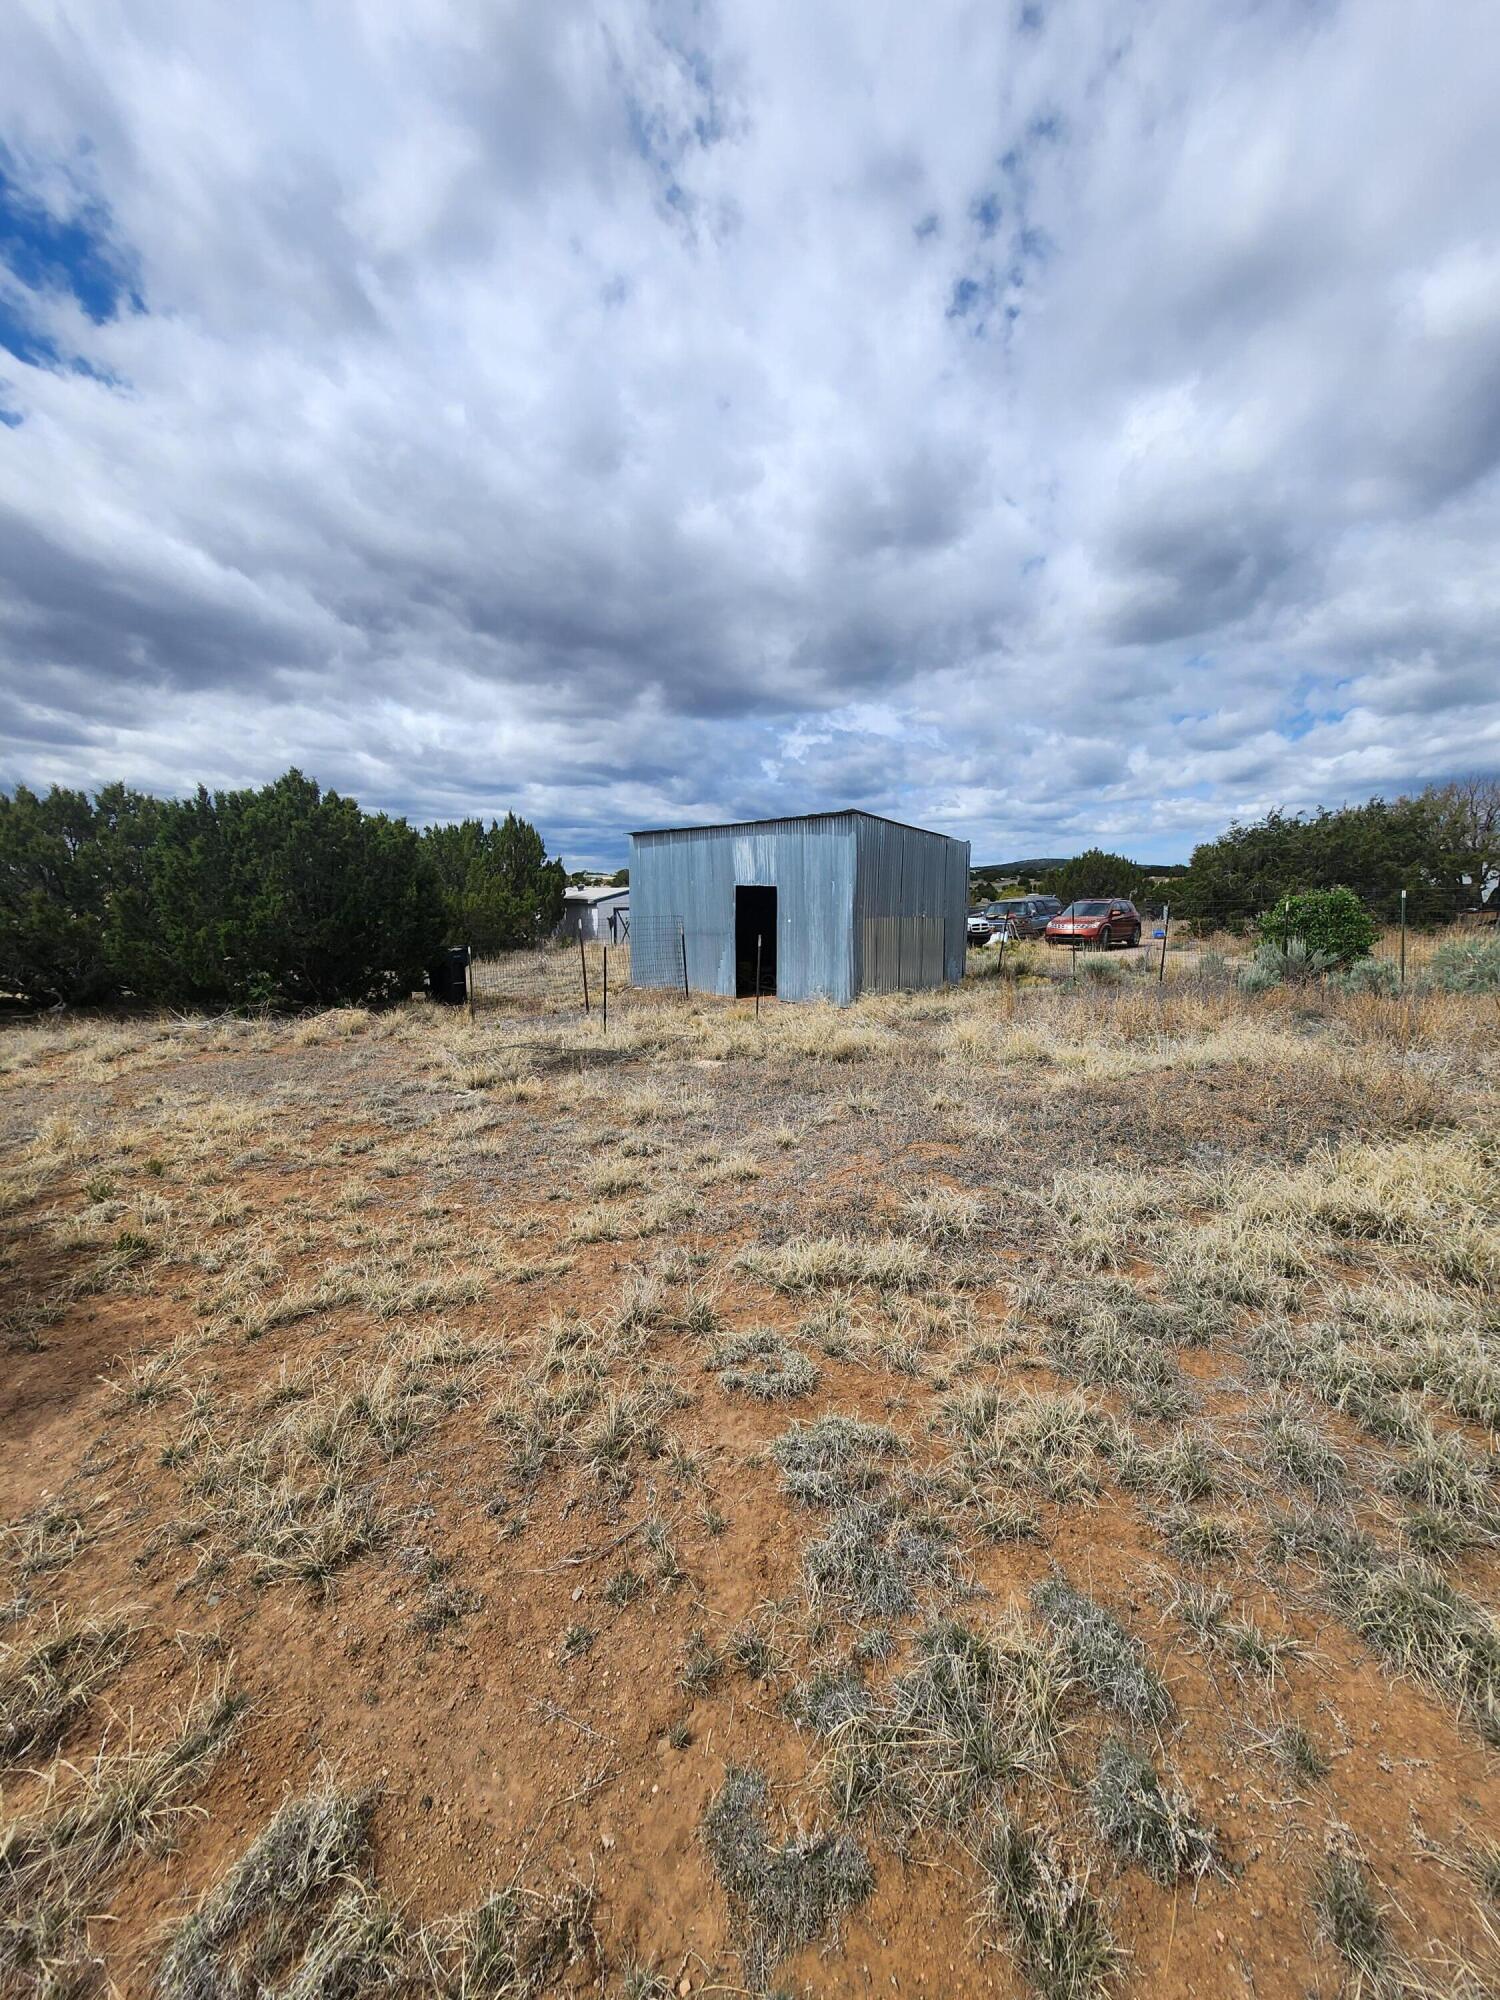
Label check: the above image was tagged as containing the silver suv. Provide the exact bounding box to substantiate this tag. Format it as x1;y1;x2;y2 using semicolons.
984;896;1060;938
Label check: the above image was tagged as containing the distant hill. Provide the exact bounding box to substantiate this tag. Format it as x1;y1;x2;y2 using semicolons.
971;858;1190;878
969;858;1069;876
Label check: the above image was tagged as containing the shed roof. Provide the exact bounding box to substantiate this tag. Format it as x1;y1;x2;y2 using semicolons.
630;807;963;842
562;884;630;904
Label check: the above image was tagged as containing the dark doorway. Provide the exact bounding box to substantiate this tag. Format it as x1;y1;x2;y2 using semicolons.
735;885;777;997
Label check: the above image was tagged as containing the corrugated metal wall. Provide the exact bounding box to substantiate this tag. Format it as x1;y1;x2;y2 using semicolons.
853;815;971;988
630;815;859;1002
630;812;970;1003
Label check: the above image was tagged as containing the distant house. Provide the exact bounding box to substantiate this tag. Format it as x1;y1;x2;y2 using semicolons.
558;884;630;942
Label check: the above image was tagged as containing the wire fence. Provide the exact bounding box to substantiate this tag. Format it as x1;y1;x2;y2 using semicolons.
467;917;688;1025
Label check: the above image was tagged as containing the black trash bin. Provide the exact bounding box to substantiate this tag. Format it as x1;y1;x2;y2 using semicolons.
428;945;471;1006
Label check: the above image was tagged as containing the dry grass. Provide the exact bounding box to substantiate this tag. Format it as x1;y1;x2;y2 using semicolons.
1;962;1496;1997
701;1765;873;1988
0;1609;131;1761
0;1673;246;1989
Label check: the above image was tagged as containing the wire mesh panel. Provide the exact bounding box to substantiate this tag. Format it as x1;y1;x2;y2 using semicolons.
628;915;687;991
468;942;591;1015
468;918;686;1016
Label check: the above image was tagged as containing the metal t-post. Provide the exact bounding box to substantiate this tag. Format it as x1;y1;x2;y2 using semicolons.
602;945;608;1035
579;934;590;1014
1158;904;1170;985
1399;888;1407;989
680;928;689;999
755;932;762;1018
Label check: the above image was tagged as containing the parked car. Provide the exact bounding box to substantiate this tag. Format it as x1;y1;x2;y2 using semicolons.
967;910;998;944
1044;899;1143;948
984;895;1060;939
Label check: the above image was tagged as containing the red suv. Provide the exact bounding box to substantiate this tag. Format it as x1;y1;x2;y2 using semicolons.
1045;899;1142;949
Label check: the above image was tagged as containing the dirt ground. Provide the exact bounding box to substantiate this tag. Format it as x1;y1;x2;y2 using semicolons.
2;964;1497;1999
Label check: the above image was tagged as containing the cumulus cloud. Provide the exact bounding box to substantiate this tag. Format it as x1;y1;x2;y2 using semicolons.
0;0;1497;865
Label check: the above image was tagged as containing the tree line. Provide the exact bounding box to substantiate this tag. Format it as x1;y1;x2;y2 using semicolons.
975;781;1498;930
0;771;566;1008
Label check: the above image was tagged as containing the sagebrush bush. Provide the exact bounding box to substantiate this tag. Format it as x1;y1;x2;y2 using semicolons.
1419;936;1500;994
1332;956;1399;996
1238;936;1339;992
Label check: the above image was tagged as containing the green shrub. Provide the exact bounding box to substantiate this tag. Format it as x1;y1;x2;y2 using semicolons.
0;770;455;1010
1419;937;1500;994
148;772;444;1008
1257;888;1378;965
422;814;565;954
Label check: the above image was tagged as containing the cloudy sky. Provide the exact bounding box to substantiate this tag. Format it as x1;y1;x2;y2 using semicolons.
2;2;1498;869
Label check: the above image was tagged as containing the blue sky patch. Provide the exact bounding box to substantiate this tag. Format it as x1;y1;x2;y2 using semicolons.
0;154;143;371
970;191;1002;237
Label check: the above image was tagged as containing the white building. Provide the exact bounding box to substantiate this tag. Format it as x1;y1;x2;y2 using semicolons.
558;884;630;942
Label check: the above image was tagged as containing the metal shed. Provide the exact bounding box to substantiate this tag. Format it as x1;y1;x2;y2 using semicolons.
557;885;629;943
628;810;970;1004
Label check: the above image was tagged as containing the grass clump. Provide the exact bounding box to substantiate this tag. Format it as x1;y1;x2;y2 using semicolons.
420;1880;598;1998
1174;1584;1300;1683
1280;1517;1500;1741
1;1676;246;1990
824;1619;1069;1835
1033;1578;1169;1725
768;1416;906;1508
905;1185;984;1244
1089;1738;1217;1883
157;1774;372;2000
1112;1424;1219;1504
803;1496;957;1621
1386;1424;1495;1534
1257;1400;1346;1501
1160;1512;1240;1566
783;1670;870;1738
159;1768;596;2000
977;1811;1117;2000
0;1611;130;1761
679;1630;723;1696
941;1388;1103;1503
1314;1848;1399;1998
739;1235;930;1295
701;1766;874;1989
709;1332;820;1402
1260;1719;1329;1784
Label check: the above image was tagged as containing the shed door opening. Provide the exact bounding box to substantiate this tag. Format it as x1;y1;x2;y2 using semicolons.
735;885;777;997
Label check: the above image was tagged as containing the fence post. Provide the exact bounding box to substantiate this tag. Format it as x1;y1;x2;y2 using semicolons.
1158;904;1170;985
997;925;1007;979
1399;889;1407;989
579;934;591;1014
602;945;608;1035
755;933;762;1018
680;927;689;1000
466;946;474;1024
